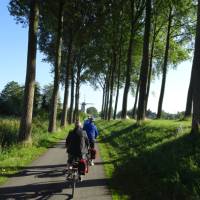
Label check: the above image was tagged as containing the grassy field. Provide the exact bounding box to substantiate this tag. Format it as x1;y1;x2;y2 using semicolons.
0;116;73;185
97;119;200;200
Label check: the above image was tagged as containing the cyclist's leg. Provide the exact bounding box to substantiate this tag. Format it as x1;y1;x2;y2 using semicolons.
88;140;94;166
89;139;95;149
67;154;73;165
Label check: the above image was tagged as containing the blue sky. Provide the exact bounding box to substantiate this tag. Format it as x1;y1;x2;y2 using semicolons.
0;0;192;114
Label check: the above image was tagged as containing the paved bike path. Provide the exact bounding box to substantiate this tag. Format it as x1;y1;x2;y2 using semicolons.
0;140;112;200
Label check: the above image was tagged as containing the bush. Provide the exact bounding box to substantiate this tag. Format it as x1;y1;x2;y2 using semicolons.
0;117;19;148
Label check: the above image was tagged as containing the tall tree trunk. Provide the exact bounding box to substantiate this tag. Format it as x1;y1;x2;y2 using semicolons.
101;85;105;119
102;77;108;119
104;79;110;120
137;0;151;122
157;7;172;119
145;24;156;112
121;0;134;119
18;0;39;143
74;64;81;122
132;78;140;118
103;75;109;120
113;56;121;120
108;50;117;120
191;0;200;135
114;24;122;120
60;32;73;127
68;59;75;124
184;66;193;118
48;1;64;132
104;68;111;120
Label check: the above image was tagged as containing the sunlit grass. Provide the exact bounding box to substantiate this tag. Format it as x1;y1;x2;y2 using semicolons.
0;116;73;185
97;119;200;200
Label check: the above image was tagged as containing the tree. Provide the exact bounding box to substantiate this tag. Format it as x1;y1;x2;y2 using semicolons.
60;30;73;127
121;0;143;119
156;6;172;118
40;84;61;112
184;67;193;118
132;78;140;118
145;6;163;112
113;52;122;120
191;0;200;135
137;0;152;122
0;81;23;116
9;0;40;143
68;55;75;124
86;107;98;118
48;0;64;132
73;51;82;122
184;1;197;118
155;0;195;118
121;0;134;119
33;82;42;115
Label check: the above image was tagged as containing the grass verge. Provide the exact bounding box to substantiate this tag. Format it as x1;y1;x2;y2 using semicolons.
0;116;73;185
97;119;200;200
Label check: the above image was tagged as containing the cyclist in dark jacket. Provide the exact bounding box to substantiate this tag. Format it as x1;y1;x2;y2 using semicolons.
66;120;89;164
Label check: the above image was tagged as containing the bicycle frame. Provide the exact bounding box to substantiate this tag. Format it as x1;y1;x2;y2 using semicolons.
65;162;80;198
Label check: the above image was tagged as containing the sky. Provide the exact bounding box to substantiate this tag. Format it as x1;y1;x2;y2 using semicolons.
0;0;192;114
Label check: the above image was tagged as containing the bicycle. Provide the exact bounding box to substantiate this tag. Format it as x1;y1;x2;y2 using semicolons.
65;161;80;198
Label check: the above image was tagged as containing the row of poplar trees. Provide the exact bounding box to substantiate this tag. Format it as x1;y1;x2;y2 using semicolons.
8;0;200;144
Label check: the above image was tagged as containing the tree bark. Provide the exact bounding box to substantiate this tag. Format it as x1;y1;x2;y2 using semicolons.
104;79;110;120
132;78;140;119
145;23;156;112
48;0;64;132
113;56;121;120
60;32;73;127
102;76;108;119
104;68;111;120
156;7;172;119
137;0;151;122
191;0;200;135
18;0;39;143
101;85;105;119
108;49;117;120
184;66;193;118
68;56;75;124
121;0;134;119
74;63;81;122
113;25;122;120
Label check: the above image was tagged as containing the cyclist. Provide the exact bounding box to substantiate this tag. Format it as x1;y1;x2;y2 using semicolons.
83;116;98;165
65;120;89;180
83;115;91;128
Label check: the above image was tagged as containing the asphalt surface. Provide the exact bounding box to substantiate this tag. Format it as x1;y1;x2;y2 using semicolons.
0;140;112;200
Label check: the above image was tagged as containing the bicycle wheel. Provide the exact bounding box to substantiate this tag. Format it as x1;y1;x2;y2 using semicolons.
65;170;72;188
71;172;76;197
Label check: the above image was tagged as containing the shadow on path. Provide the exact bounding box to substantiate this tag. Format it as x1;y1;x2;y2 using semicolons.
0;178;110;200
0;181;69;200
77;178;110;188
0;164;67;178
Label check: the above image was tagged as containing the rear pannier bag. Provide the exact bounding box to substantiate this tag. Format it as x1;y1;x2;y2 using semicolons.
78;159;88;175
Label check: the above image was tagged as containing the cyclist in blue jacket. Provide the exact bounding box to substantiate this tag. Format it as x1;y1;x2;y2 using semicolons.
83;116;98;165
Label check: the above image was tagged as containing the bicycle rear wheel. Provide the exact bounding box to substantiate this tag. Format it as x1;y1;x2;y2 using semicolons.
71;173;76;197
